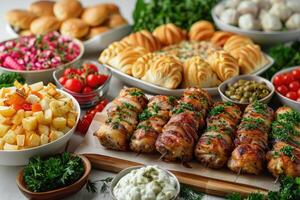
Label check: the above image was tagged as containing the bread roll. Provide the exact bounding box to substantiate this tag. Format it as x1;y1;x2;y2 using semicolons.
98;41;129;64
132;53;162;79
142;56;183;89
189;20;215;41
103;3;120;14
108;46;149;75
230;44;268;74
29;1;54;16
223;35;254;53
210;31;234;47
81;5;110;26
122;30;161;52
207;50;239;81
183;56;221;88
152;23;186;46
5;9;36;30
54;0;83;20
60;18;89;39
107;14;127;28
30;16;60;35
87;26;110;39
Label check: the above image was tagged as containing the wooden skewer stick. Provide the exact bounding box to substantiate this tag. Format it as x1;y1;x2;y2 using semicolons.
234;168;241;183
274;176;279;184
158;152;167;161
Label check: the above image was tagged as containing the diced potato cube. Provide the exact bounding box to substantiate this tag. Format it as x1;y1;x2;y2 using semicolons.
3;130;16;144
22;116;38;131
42;109;52;124
40;134;49;145
14;126;24;135
0;138;4;150
26;94;40;104
3;143;18;150
0;114;6;124
29;82;44;91
49;131;64;142
38;124;49;135
52;117;66;130
12;109;25;125
49;101;68;117
67;112;77;128
14;80;23;89
46;83;58;96
25;111;33;117
0;106;16;117
33;111;44;123
16;135;25;147
0;124;10;137
63;127;71;133
28;133;40;147
40;98;50;110
0;88;11;98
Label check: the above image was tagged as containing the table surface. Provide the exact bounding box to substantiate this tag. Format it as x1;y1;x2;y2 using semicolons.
0;0;223;199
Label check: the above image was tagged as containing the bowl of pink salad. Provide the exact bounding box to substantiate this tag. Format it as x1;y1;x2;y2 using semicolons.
0;32;84;84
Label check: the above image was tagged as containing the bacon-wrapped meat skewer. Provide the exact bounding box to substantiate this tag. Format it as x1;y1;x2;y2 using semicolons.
95;88;148;151
266;106;300;177
155;88;212;162
227;101;274;175
195;102;242;169
130;95;176;153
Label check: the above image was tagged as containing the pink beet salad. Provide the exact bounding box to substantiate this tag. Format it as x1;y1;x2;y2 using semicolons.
0;32;81;71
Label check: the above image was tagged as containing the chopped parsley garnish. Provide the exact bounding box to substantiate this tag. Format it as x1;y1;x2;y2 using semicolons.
168;96;176;104
252;101;268;115
241;118;265;131
139;109;154;121
152;102;160;113
209;105;224;116
172;102;195;114
130;90;144;97
224;101;234;106
280;146;295;160
137;125;152;131
123;102;136;111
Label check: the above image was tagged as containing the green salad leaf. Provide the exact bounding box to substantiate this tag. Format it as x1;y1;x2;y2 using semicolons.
0;72;25;88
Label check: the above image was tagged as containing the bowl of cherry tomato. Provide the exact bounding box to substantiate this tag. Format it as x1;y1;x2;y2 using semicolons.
53;60;111;108
272;66;300;111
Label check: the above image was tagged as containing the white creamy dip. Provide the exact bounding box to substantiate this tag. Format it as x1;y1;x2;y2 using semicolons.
113;166;178;200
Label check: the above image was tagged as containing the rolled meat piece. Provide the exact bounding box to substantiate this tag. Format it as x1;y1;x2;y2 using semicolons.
195;101;242;169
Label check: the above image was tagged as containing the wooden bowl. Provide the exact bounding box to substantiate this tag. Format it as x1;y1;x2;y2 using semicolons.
16;154;91;200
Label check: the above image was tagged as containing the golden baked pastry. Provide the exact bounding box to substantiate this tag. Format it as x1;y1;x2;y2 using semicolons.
207;50;239;81
230;44;268;74
53;0;83;20
81;5;110;26
189;20;215;41
182;56;221;88
108;46;149;75
19;30;33;36
103;3;120;14
60;18;89;39
29;1;54;16
122;30;162;52
142;55;183;89
210;31;235;47
30;16;61;35
5;9;36;30
223;35;254;53
98;41;130;64
87;26;110;39
107;14;127;28
132;53;162;79
152;23;186;46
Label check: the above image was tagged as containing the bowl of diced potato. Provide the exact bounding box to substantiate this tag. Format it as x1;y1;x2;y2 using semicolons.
0;81;80;166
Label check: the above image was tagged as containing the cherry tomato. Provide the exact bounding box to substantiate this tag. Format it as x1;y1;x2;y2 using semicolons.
298;89;300;97
289;81;300;92
273;75;284;86
63;68;75;76
82;86;92;93
277;85;289;96
292;68;300;80
86;74;100;88
22;103;32;111
59;76;68;85
283;73;294;85
286;91;298;101
97;74;108;85
76;69;83;75
297;98;300;102
64;78;82;93
83;63;98;74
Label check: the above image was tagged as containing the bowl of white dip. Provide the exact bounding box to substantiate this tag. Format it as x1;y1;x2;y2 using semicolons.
110;165;180;200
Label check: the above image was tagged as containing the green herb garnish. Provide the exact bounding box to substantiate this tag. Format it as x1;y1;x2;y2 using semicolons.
179;184;203;200
123;102;136;111
130;90;144;97
209;105;225;116
168;96;176;104
0;72;25;88
137;124;152;131
252;101;268;115
280;146;295;160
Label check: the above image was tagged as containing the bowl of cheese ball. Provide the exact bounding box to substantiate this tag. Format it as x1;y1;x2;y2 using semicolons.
212;0;300;45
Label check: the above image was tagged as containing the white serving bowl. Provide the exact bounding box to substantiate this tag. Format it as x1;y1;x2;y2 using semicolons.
271;66;300;112
0;89;81;166
0;38;84;84
212;3;300;45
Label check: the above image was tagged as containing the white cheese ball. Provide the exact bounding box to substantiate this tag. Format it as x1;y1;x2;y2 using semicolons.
286;13;300;29
225;0;241;8
238;14;261;30
261;13;283;31
237;1;259;16
259;9;269;21
220;9;239;25
286;0;300;13
269;3;292;21
251;0;271;10
214;3;226;17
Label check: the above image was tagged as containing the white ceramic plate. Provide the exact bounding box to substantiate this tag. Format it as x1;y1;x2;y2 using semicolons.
6;24;132;54
103;54;274;97
0;89;81;166
212;2;300;45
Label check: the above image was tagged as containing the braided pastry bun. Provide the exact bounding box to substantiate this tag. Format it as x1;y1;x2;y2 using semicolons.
132;53;162;79
98;41;130;64
108;46;149;75
183;56;221;88
189;20;215;41
223;35;254;53
142;55;183;89
210;31;235;47
207;50;239;81
152;23;186;46
122;30;162;52
230;44;268;74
